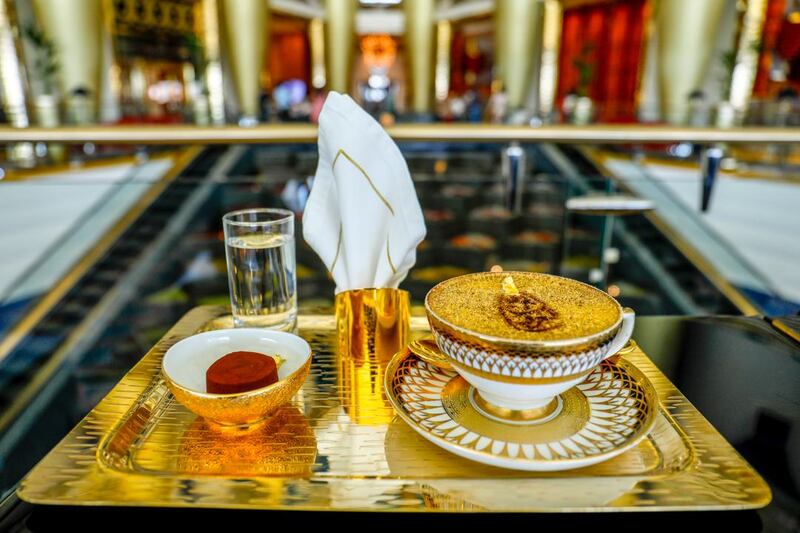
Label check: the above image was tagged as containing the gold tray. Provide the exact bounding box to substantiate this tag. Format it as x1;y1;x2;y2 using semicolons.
19;306;771;512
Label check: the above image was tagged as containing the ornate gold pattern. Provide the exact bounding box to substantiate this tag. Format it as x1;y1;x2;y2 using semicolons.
448;358;593;385
429;310;614;356
386;348;656;469
18;307;771;511
112;0;196;35
435;327;613;382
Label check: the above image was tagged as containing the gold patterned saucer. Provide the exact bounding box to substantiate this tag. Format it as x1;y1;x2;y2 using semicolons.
385;348;657;471
407;336;452;370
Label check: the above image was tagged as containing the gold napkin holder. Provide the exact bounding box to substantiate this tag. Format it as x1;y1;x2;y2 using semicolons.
335;288;410;425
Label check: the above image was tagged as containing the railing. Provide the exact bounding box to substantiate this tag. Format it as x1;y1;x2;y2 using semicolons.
0;130;786;450
0;124;798;144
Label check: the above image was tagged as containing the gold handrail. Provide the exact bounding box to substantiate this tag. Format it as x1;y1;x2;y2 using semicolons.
2;151;173;182
582;146;761;316
0;147;202;368
0;124;798;144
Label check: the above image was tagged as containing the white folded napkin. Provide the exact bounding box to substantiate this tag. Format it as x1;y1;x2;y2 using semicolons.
303;92;426;293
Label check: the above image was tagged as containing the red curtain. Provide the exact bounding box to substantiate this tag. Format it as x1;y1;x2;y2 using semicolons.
450;30;466;94
268;32;310;88
753;0;788;97
556;0;647;122
449;30;489;96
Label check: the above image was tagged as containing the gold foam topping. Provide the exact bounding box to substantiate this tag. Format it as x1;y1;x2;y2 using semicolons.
427;272;620;341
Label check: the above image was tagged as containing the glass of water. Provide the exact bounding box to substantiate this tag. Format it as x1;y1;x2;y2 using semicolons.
222;208;297;331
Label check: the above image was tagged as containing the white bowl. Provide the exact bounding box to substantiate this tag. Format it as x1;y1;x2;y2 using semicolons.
162;328;312;425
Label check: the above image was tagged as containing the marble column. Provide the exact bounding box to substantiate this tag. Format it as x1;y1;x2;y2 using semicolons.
325;0;356;94
309;17;326;90
538;0;562;118
32;0;103;123
657;0;726;124
220;0;269;123
0;0;28;127
198;0;225;125
0;0;33;165
494;0;544;110
434;20;452;102
729;0;767;113
405;0;436;114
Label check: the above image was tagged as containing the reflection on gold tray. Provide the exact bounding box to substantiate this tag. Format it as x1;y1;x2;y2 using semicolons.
18;306;771;512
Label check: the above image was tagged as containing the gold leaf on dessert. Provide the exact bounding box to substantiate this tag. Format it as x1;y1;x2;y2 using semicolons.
426;272;621;341
501;275;520;296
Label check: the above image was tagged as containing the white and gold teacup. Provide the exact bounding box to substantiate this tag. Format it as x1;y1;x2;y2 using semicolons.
425;272;635;420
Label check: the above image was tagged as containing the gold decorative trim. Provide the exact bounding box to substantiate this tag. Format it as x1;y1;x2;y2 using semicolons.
625;149;800;184
329;222;343;272
386;235;396;274
471;392;559;422
2;152;173;182
329;148;397;276
449;359;593;385
771;318;800;343
332;148;395;215
428;306;616;355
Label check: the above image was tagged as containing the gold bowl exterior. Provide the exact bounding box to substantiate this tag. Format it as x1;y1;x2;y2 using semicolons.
163;357;312;426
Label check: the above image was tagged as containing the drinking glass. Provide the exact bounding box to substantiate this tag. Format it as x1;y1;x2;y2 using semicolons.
222;208;297;330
